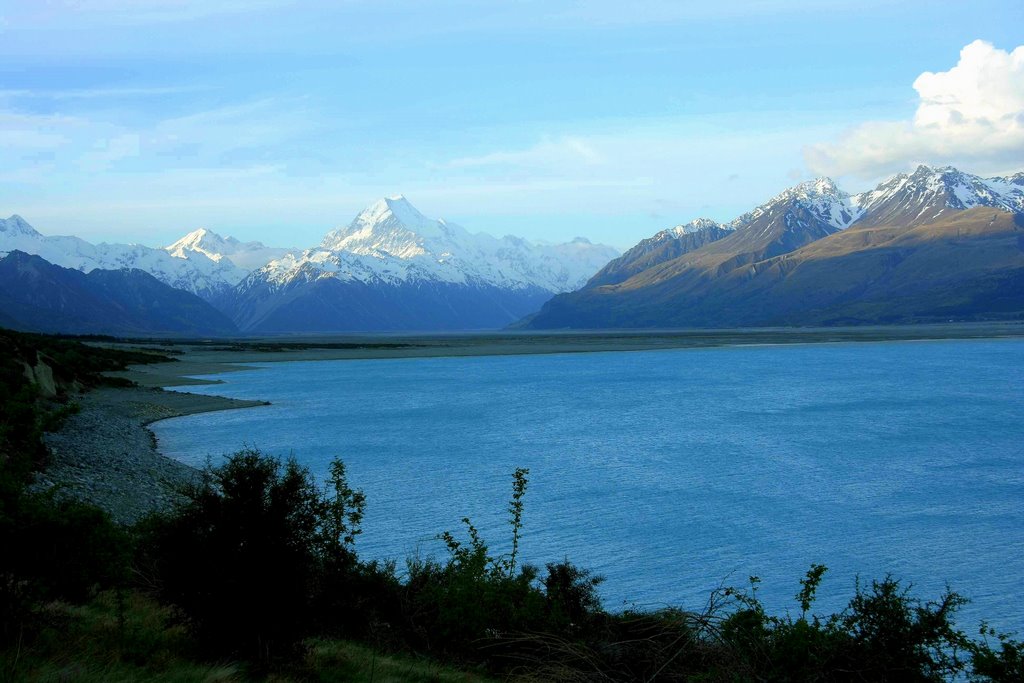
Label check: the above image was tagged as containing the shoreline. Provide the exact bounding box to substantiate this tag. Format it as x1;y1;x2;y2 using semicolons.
103;321;1024;387
39;385;268;525
45;322;1024;524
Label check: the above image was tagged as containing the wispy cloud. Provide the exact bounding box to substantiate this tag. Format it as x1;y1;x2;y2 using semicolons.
446;137;605;171
0;85;210;99
5;0;291;26
805;40;1024;178
547;0;894;26
0;112;73;151
0;95;322;181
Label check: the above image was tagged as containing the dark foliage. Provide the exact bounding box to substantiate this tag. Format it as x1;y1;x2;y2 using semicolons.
135;450;1024;680
139;448;366;661
0;328;167;643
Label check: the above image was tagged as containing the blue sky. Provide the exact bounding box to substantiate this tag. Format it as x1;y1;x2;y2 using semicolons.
1;1;1022;250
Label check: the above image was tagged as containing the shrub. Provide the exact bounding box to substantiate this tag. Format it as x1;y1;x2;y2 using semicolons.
396;468;558;661
0;490;128;644
542;560;603;633
712;567;973;682
140;448;365;661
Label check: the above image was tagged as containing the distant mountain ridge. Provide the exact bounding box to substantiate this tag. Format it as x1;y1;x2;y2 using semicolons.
164;228;297;272
12;165;1016;335
0;251;237;336
521;165;1024;329
1;199;620;334
226;196;620;332
587;221;733;288
0;215;274;300
264;196;619;293
849;166;1024;228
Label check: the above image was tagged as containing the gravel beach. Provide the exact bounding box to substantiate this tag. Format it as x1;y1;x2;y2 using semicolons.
39;385;267;524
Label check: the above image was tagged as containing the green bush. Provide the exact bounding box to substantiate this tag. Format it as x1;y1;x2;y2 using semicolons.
139;448;365;661
970;624;1024;682
0;489;128;644
0;329;139;644
399;468;548;659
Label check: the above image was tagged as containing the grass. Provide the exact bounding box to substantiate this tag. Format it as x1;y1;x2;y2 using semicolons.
303;641;494;683
0;592;495;683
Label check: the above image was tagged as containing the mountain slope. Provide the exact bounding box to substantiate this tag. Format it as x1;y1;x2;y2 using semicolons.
0;216;245;300
164;228;295;271
748;208;1024;324
306;195;618;292
0;251;238;336
227;196;619;332
586;220;732;287
525;177;855;328
521;166;1024;329
851;166;1024;229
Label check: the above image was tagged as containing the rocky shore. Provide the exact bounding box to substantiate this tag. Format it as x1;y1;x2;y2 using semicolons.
33;321;1024;526
38;385;267;525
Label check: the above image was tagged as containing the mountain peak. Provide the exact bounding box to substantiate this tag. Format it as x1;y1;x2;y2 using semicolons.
852;164;1024;227
355;195;424;223
176;227;213;245
733;176;859;231
165;227;233;260
321;196;449;254
786;177;844;199
911;163;958;176
669;218;726;236
161;227;290;274
1;215;41;237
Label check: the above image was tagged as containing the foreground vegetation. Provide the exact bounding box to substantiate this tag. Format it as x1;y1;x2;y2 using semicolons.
1;329;1021;681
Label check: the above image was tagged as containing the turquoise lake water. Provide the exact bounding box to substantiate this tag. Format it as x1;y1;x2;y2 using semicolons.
151;338;1024;634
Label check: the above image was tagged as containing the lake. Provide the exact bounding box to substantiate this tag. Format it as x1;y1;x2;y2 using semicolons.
151;338;1024;634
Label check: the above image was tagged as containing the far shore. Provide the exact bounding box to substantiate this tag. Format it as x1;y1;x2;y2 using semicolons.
101;321;1024;389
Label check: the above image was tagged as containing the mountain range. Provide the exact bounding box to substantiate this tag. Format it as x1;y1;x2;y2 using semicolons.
0;199;619;335
520;165;1024;329
0;214;261;300
4;166;1021;336
227;196;619;332
0;250;236;336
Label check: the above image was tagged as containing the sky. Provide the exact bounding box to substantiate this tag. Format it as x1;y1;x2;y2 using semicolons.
1;0;1022;251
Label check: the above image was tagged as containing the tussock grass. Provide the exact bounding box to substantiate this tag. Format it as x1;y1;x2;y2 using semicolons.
303;640;494;683
0;591;495;683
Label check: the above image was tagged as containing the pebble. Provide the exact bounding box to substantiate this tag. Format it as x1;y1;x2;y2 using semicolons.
36;385;266;525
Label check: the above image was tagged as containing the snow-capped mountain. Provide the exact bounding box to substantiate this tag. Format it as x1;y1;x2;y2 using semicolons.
582;165;1024;294
851;165;1024;228
264;195;618;292
228;196;620;332
0;217;301;301
728;177;863;232
2;202;618;333
0;215;245;300
0;250;237;336
164;228;296;272
521;164;1024;330
586;219;733;288
669;218;729;236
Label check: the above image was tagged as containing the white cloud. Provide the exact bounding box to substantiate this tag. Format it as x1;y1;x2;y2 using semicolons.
78;133;140;171
446;137;605;171
805;40;1024;178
